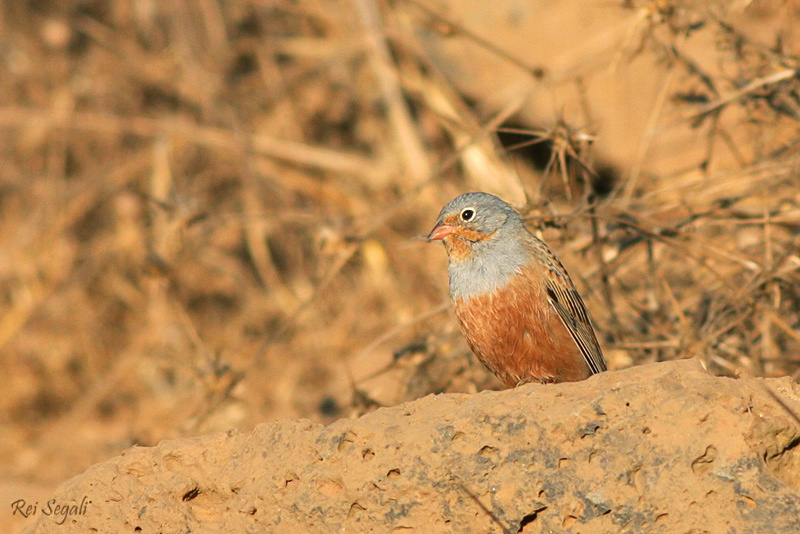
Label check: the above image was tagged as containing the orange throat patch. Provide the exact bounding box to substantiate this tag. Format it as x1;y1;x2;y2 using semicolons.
442;225;495;261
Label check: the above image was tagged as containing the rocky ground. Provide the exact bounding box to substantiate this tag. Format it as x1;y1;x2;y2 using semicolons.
24;360;800;533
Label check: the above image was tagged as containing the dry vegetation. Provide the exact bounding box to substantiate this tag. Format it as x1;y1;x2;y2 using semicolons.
1;0;799;497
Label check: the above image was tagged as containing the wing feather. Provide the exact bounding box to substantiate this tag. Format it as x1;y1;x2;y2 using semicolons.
544;274;607;375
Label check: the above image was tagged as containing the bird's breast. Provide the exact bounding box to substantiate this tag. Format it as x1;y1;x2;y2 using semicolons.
452;264;591;385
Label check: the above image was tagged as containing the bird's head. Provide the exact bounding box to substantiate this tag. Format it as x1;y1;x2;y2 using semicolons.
427;192;523;261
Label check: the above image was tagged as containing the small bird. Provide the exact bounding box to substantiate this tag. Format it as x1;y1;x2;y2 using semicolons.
428;192;606;387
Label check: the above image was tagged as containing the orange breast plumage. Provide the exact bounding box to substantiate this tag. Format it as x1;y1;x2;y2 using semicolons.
452;262;595;386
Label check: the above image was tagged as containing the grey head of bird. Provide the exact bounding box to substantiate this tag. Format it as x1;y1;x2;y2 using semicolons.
428;192;530;299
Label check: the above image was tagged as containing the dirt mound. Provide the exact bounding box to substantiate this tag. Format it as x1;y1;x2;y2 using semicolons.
24;360;800;534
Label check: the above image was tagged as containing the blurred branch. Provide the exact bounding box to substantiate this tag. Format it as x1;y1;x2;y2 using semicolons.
0;107;382;180
679;68;799;124
354;0;431;185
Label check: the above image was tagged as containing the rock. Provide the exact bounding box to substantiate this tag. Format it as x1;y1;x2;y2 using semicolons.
24;360;800;533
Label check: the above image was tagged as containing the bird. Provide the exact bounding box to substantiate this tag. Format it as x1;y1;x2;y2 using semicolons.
428;192;606;387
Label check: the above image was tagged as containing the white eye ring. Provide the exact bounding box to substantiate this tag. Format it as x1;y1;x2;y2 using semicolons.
460;208;475;221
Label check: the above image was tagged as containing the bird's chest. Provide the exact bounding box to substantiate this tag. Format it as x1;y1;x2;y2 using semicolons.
451;267;571;385
452;267;549;338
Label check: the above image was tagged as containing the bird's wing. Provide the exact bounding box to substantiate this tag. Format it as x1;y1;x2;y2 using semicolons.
544;269;607;375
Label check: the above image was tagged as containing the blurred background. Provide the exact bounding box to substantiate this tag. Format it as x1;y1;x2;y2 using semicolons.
2;0;800;530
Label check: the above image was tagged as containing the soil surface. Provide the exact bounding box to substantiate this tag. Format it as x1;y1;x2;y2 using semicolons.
24;360;800;534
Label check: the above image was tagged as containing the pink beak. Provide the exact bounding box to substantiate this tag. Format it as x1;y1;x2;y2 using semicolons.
427;223;453;241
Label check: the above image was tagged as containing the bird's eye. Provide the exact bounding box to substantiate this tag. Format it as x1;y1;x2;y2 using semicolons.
460;208;475;221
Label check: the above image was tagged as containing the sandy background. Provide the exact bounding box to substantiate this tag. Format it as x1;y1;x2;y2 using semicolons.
2;0;800;532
